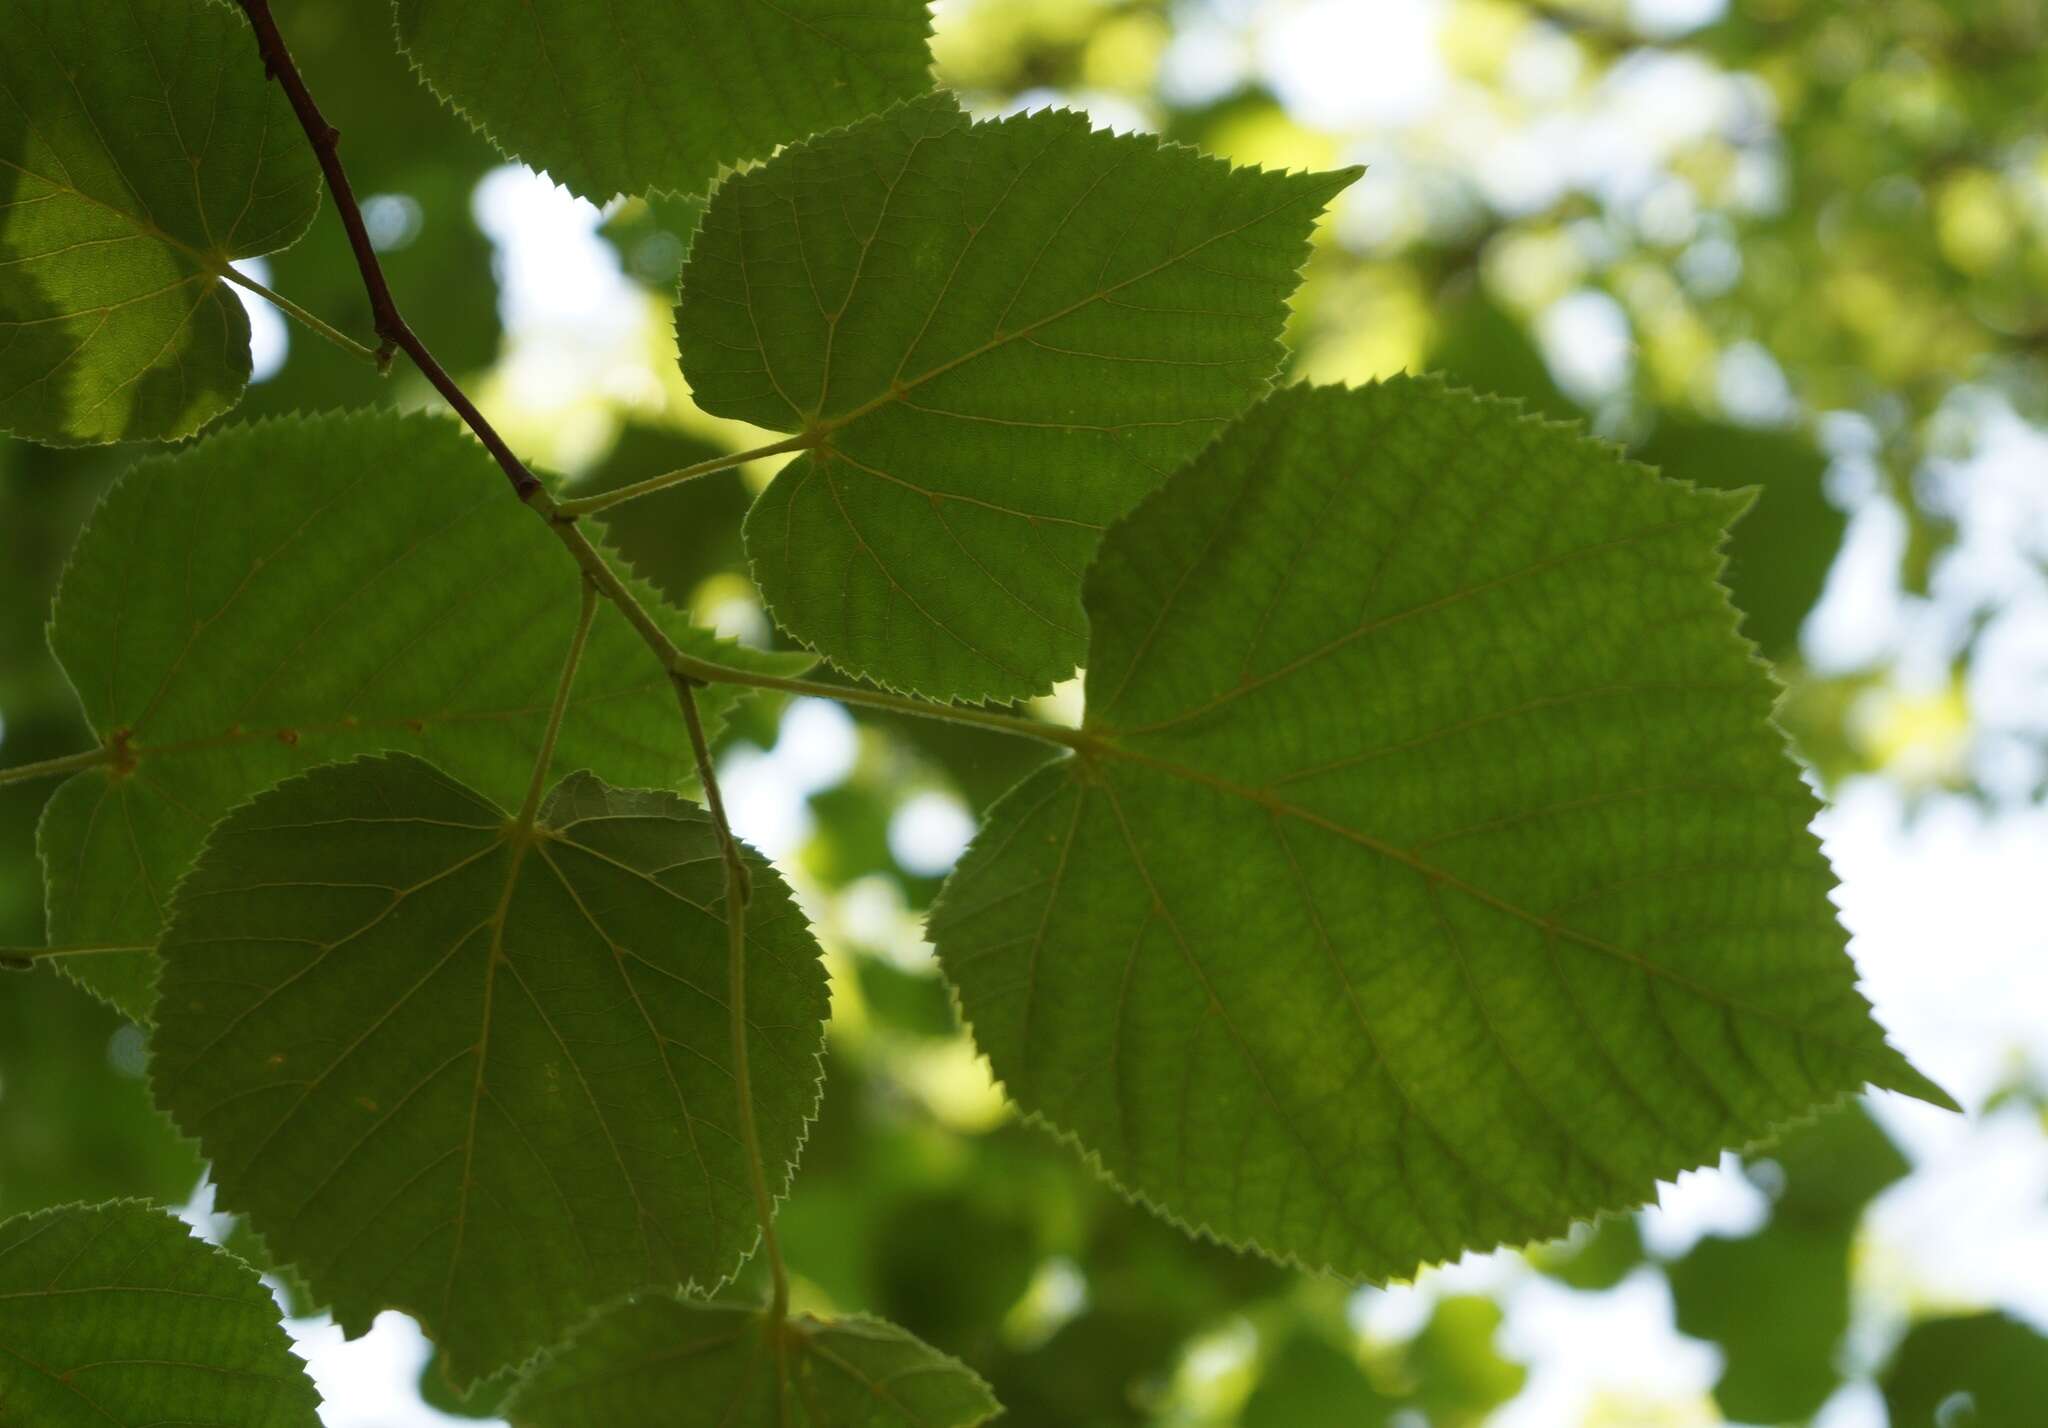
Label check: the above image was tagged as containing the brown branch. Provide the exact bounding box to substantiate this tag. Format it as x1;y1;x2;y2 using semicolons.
232;0;541;502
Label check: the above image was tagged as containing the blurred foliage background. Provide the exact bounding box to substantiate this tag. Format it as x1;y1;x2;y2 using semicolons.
4;1;2047;1424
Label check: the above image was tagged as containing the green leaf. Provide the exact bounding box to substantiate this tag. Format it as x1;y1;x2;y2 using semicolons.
0;0;321;445
1525;1213;1645;1291
929;378;1948;1284
1670;1221;1849;1422
149;755;830;1387
505;1297;999;1428
39;411;806;1021
1242;1324;1395;1428
1883;1312;2048;1427
1669;1104;1910;1423
392;0;934;205
0;1200;320;1427
1632;416;1841;661
677;94;1358;701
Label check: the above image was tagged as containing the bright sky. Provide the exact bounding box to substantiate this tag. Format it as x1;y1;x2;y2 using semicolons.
206;2;2048;1422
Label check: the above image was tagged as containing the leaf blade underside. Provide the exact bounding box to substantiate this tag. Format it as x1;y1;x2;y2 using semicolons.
505;1296;998;1428
148;756;830;1388
930;378;1948;1284
678;93;1359;701
392;0;934;205
0;1200;321;1427
0;0;321;445
38;411;806;1021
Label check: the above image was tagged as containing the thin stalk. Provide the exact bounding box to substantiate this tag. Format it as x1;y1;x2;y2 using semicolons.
555;433;819;520
675;680;790;1326
514;577;600;829
216;264;381;364
0;746;116;788
0;944;153;972
686;667;1095;752
530;486;1093;753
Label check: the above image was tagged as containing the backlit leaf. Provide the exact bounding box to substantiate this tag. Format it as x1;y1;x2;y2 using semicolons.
930;378;1947;1282
149;755;829;1387
0;1200;320;1426
393;0;934;205
506;1297;998;1428
39;412;806;1020
0;0;321;444
677;94;1357;700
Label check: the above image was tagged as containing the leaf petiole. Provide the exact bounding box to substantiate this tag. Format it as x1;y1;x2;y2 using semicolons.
0;944;154;971
554;432;821;520
674;678;790;1329
514;575;602;829
0;745;118;787
215;264;384;366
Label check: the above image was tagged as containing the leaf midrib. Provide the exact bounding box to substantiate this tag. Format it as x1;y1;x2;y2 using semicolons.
1070;736;1875;1069
747;137;1349;448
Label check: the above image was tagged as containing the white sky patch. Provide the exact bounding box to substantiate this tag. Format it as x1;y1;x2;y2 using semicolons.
716;745;812;860
775;698;859;796
1258;0;1447;131
291;1312;492;1428
1630;0;1730;39
230;257;288;382
1494;1269;1720;1426
889;790;978;877
1536;288;1633;404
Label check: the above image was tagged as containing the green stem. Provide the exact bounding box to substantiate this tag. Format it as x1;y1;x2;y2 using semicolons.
0;944;153;972
0;746;117;788
691;667;1093;751
514;576;601;829
674;678;790;1326
531;486;1092;753
217;263;383;366
555;433;819;520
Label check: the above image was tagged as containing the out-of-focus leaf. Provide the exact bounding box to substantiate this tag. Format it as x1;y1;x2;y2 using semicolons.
1526;1213;1646;1291
576;424;752;602
1670;1105;1910;1424
856;957;962;1041
1404;1295;1528;1426
1633;416;1842;661
1426;290;1577;423
1242;1324;1396;1428
1883;1312;2048;1427
874;1187;1041;1363
601;194;709;293
1670;1223;1851;1423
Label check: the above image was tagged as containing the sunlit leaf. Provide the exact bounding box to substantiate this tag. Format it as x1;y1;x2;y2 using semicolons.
39;411;806;1020
678;94;1357;700
0;1200;320;1426
149;755;829;1385
393;0;934;204
932;378;1947;1281
0;0;320;444
506;1297;998;1428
